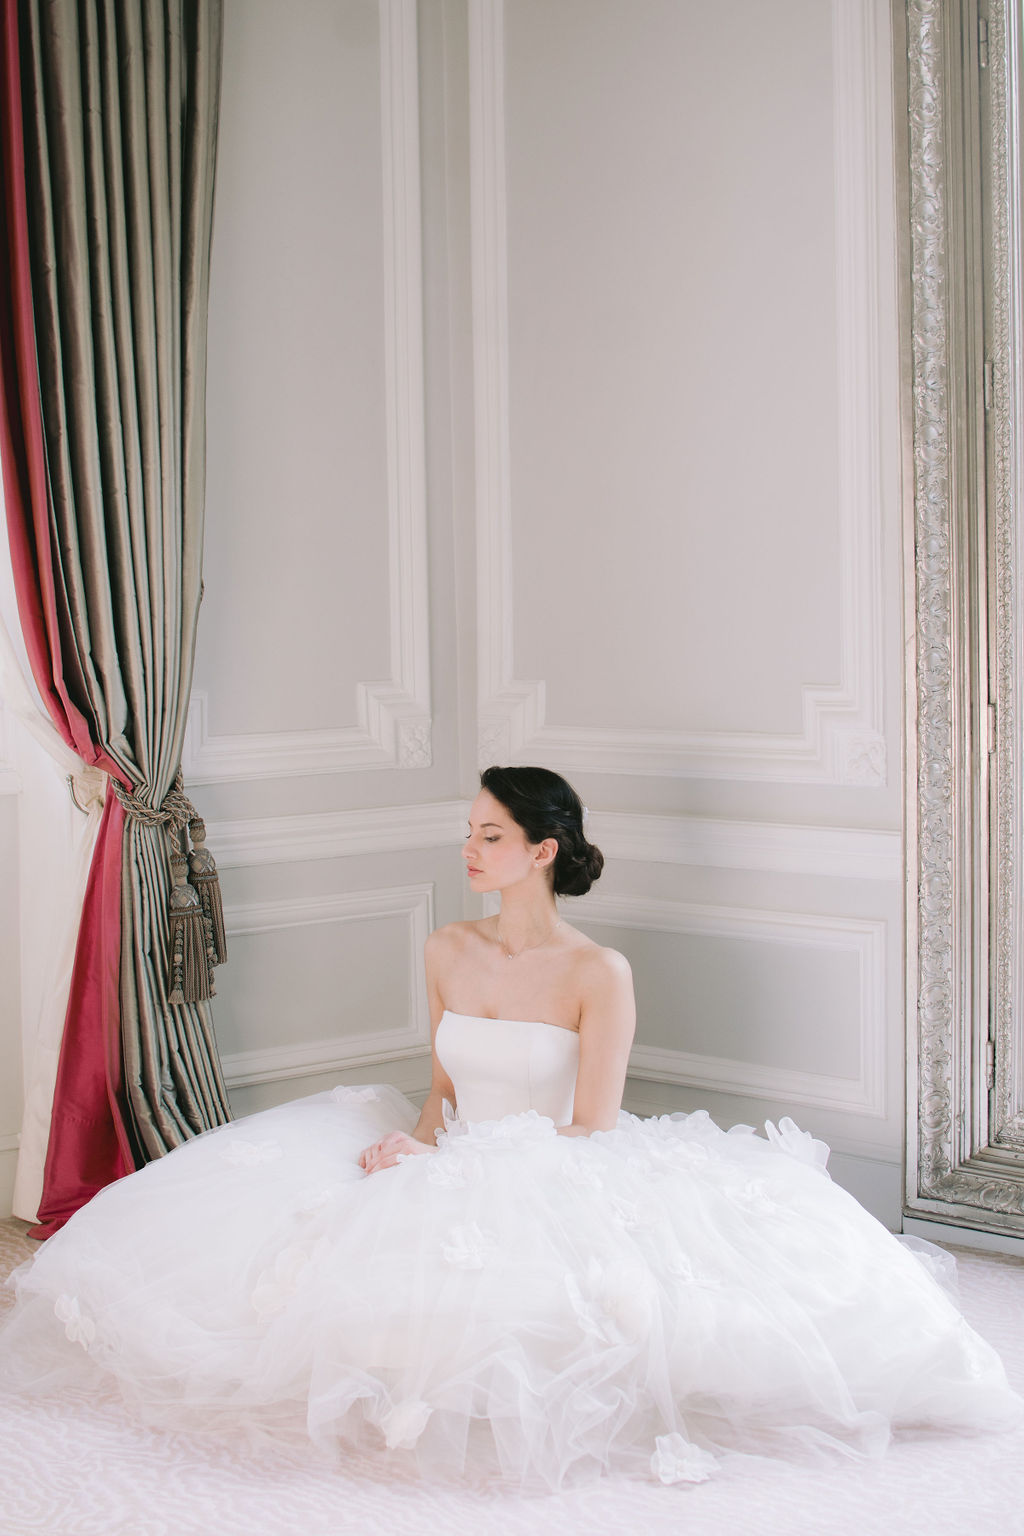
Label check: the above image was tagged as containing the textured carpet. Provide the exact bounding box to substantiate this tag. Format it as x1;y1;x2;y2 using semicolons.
1;1215;1022;1536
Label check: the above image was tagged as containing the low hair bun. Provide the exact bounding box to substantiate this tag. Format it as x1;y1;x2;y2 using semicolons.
553;839;604;898
479;765;605;898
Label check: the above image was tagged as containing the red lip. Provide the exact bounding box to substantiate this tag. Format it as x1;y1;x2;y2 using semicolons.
467;866;482;875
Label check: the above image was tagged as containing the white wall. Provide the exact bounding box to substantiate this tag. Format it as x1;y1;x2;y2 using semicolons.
0;784;21;1218
473;0;904;1224
0;0;907;1230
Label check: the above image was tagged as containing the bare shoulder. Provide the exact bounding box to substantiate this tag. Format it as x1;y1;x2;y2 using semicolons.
573;941;635;1044
573;939;633;992
425;919;490;957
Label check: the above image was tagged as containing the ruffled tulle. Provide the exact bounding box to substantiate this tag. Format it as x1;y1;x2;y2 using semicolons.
1;1088;1020;1491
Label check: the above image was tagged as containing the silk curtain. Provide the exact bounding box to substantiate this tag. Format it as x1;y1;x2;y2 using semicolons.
0;0;231;1236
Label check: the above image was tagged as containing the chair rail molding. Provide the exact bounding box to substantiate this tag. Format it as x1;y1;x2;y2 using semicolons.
203;799;902;881
184;0;431;784
218;883;433;1088
468;0;889;783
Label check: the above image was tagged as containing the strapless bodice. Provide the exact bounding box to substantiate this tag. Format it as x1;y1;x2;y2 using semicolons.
434;1010;580;1125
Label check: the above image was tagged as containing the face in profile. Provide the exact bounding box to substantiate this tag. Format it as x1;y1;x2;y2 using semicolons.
462;789;552;894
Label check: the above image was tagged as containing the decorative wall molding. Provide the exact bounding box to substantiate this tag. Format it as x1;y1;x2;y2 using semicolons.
574;892;887;1118
218;883;433;1088
481;886;887;1119
184;0;431;784
207;801;470;868
468;0;888;783
204;797;902;881
591;811;902;882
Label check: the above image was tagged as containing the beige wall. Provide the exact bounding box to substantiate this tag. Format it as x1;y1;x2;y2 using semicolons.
0;0;907;1229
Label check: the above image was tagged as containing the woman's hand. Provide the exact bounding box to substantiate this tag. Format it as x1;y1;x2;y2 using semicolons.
358;1131;435;1174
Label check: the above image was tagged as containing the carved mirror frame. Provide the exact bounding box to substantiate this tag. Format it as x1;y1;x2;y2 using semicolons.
904;0;1024;1234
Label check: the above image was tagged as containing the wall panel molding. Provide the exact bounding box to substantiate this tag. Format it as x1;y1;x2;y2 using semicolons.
574;891;888;1118
208;801;469;868
219;883;433;1087
592;811;902;881
469;0;888;783
184;0;431;784
205;798;902;880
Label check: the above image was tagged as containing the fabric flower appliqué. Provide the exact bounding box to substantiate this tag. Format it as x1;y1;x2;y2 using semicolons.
729;1177;777;1215
666;1250;696;1281
609;1192;658;1231
444;1110;555;1151
441;1221;497;1269
425;1150;483;1189
765;1116;830;1171
565;1258;652;1345
251;1246;311;1317
650;1432;718;1485
331;1085;380;1105
295;1186;333;1215
561;1150;604;1191
54;1295;96;1349
222;1138;284;1168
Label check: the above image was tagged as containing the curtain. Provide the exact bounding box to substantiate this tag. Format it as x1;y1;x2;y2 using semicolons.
0;568;107;1222
0;0;231;1237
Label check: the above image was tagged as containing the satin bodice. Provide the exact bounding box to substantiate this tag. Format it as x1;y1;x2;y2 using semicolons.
434;1010;580;1125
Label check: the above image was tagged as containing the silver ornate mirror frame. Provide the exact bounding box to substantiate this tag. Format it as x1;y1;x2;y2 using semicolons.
905;0;1024;1233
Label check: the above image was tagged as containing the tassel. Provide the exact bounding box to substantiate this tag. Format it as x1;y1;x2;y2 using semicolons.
188;816;227;965
168;851;216;1004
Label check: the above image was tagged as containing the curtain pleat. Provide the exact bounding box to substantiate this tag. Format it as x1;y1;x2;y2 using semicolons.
1;0;231;1229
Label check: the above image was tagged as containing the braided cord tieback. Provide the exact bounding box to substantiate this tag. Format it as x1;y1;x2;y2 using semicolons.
110;770;227;1006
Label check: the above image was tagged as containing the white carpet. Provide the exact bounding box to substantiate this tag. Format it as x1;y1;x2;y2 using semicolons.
1;1217;1022;1536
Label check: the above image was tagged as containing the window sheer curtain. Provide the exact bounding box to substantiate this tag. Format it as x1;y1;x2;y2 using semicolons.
0;546;107;1223
0;0;232;1236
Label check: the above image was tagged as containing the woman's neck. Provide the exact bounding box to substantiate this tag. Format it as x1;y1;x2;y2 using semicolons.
494;885;560;951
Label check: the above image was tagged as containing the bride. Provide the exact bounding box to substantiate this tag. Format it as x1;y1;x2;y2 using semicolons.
359;763;634;1178
1;765;1020;1491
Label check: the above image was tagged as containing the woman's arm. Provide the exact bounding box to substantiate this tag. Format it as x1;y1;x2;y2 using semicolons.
409;928;458;1144
557;948;636;1137
358;926;457;1173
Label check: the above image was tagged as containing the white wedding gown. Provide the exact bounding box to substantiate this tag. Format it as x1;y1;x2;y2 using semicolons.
2;1010;1020;1490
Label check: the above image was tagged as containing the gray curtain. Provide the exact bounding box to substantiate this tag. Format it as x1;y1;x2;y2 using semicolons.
19;0;231;1158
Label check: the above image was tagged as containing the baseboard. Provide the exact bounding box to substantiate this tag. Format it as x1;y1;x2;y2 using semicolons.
0;1145;17;1222
901;1215;1024;1260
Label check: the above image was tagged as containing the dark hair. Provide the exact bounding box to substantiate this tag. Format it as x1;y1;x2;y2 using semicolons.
479;765;604;897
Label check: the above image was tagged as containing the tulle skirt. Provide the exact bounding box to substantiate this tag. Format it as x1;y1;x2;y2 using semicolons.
1;1086;1020;1490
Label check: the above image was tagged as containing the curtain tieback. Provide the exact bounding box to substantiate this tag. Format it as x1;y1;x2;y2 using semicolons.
110;771;228;1006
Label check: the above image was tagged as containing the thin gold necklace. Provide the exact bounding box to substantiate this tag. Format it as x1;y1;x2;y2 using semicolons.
496;918;562;960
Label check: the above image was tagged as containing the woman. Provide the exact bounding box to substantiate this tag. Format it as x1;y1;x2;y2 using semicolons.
1;766;1020;1491
359;764;635;1177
